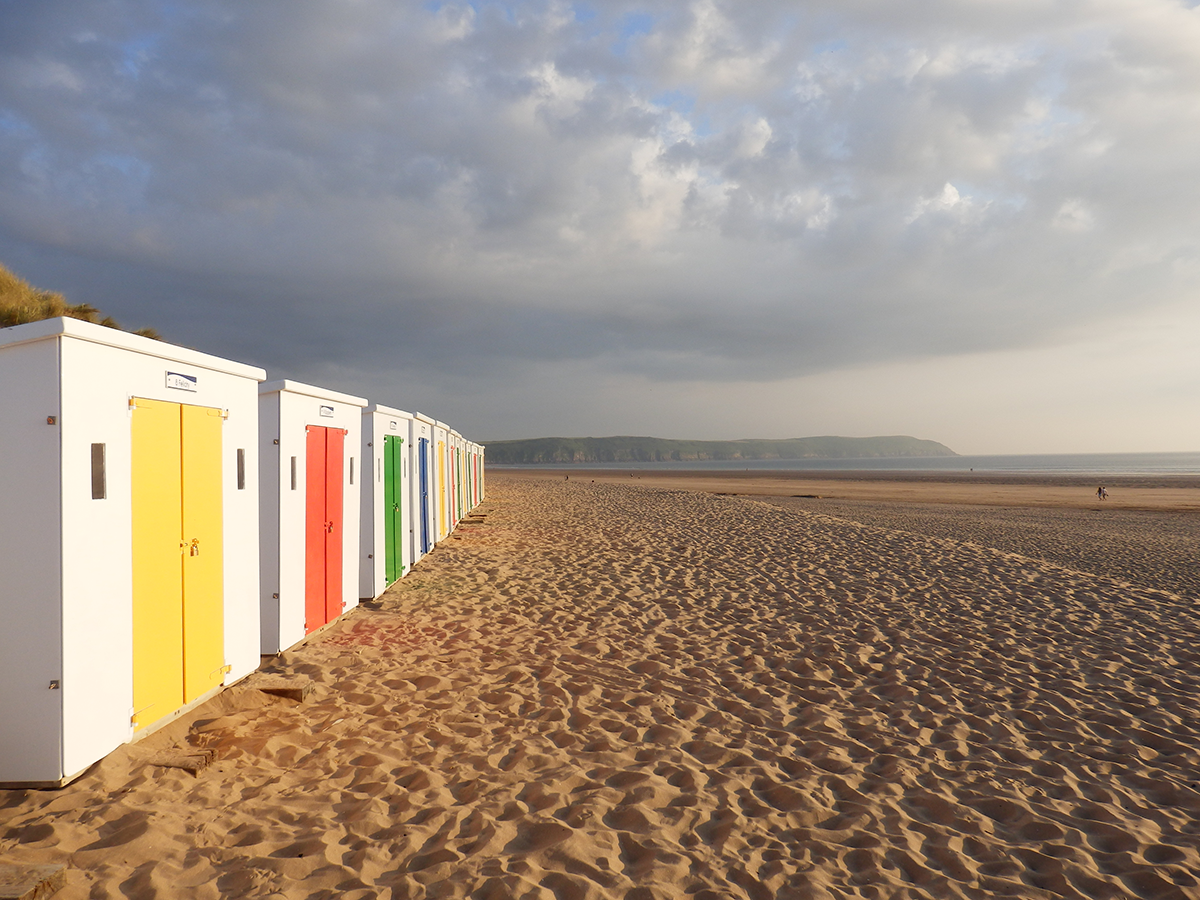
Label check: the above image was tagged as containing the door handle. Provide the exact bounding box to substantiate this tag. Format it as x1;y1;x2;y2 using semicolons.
326;521;335;534
190;539;200;556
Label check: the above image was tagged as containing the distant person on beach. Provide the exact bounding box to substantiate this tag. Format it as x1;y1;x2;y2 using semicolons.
1097;485;1107;500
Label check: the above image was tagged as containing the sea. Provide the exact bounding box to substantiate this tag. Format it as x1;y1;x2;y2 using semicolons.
492;452;1200;476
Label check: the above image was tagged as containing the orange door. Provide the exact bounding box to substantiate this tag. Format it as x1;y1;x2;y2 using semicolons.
304;425;344;633
304;426;327;633
323;427;344;626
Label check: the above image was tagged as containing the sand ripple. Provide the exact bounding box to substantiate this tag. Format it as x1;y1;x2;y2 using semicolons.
762;497;1200;602
1;477;1198;899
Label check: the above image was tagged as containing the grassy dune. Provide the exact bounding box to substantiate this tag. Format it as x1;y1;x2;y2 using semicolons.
0;262;159;338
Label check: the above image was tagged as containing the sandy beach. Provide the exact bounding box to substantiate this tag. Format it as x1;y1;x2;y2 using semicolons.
2;472;1199;899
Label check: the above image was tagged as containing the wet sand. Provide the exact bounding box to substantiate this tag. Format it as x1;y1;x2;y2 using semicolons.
1;474;1198;899
498;467;1200;512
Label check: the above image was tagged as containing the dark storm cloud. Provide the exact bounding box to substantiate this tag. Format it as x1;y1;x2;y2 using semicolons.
1;0;1199;439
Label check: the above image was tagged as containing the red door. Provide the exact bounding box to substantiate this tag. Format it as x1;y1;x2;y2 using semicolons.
305;425;345;633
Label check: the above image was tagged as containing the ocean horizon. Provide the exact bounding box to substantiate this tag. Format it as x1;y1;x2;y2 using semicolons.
489;451;1200;476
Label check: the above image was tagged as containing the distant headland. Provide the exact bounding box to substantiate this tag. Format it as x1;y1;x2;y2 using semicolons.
484;435;957;464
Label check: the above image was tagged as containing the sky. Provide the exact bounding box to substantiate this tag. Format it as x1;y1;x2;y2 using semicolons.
2;0;1199;454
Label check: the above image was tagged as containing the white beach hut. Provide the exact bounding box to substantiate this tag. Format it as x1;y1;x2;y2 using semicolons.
464;440;476;511
411;413;436;560
359;404;415;600
433;420;450;542
0;318;263;787
450;429;464;527
470;441;485;508
259;381;367;654
477;442;487;505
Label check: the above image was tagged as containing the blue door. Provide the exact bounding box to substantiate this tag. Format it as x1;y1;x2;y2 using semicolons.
418;437;431;554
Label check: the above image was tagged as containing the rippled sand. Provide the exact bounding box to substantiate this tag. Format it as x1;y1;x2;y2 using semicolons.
760;497;1200;603
2;475;1199;899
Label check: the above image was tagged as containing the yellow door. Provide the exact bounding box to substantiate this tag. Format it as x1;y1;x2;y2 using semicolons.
131;399;185;730
181;404;224;701
131;399;225;731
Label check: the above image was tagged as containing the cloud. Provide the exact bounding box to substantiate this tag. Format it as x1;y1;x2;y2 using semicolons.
906;182;977;223
1;0;1198;448
1052;198;1095;232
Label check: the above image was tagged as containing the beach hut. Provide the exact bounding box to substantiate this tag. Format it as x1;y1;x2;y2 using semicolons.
0;318;263;786
411;414;436;558
433;420;450;542
449;429;462;528
360;404;415;599
463;440;472;511
449;429;461;529
461;436;469;515
472;444;482;508
444;424;457;535
470;441;485;508
259;381;366;654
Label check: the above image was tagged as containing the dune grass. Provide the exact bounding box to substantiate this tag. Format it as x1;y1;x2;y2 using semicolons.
0;262;160;339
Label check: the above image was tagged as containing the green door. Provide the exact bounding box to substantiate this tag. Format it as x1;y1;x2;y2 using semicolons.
384;434;404;584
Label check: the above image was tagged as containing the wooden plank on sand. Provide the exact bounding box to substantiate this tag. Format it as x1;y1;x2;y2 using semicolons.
145;750;215;775
255;675;314;703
